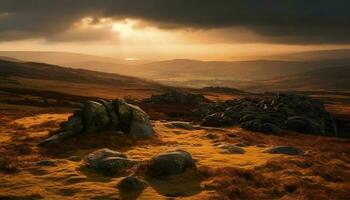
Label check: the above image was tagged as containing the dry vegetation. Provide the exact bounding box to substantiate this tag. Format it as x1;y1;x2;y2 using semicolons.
0;84;349;199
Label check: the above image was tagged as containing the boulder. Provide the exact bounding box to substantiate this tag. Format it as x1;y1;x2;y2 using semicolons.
148;150;195;177
285;116;323;134
263;146;303;155
240;120;264;132
129;104;154;138
117;100;132;132
263;123;281;134
99;99;119;130
83;101;110;133
84;148;132;174
118;176;146;191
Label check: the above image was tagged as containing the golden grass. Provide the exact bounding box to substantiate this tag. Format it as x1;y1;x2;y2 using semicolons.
0;93;349;199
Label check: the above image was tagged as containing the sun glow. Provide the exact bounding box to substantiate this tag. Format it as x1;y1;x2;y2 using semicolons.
112;19;136;38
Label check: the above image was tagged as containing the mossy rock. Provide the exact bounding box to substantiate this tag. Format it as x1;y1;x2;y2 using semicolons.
83;101;110;133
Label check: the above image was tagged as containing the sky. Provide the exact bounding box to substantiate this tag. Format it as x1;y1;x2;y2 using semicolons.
1;0;350;61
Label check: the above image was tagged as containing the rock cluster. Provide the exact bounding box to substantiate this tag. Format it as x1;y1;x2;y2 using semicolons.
83;148;196;178
198;93;337;136
39;99;154;146
143;89;211;105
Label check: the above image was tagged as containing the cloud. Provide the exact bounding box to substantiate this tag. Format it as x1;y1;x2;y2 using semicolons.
1;0;350;44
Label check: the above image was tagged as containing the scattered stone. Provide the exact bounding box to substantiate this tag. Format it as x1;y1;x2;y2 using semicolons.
39;99;155;146
148;150;195;177
218;144;245;154
263;146;303;155
84;148;132;174
118;176;146;191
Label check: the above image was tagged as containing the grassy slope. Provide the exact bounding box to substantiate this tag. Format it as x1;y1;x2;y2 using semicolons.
0;60;163;99
249;66;350;92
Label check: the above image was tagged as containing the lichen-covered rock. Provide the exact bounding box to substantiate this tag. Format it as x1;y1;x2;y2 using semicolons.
83;101;110;133
148;150;195;177
84;148;132;174
117;100;132;132
263;146;303;155
129;104;154;138
39;99;155;146
85;148;127;167
99;99;119;130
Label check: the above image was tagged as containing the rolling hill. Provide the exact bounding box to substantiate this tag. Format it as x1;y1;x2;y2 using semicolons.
247;66;350;91
0;59;162;99
267;49;350;61
2;50;350;90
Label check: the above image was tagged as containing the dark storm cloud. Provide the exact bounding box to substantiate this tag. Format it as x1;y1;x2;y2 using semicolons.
1;0;350;43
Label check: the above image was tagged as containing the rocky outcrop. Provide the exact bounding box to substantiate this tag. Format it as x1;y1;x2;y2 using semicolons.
143;89;211;105
39;99;154;146
148;150;195;177
198;93;337;136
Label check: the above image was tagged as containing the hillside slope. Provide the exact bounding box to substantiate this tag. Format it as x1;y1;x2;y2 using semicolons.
249;66;350;91
0;60;162;99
